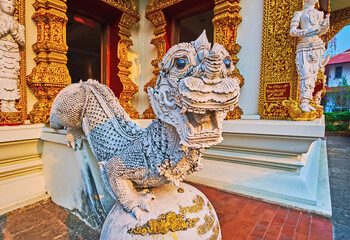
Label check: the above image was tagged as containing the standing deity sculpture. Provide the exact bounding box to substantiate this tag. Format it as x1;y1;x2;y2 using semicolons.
0;0;25;112
290;0;329;112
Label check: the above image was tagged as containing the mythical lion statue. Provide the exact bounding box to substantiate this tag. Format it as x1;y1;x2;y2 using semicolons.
50;31;240;219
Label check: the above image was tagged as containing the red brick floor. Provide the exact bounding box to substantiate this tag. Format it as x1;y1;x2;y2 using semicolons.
0;184;333;240
190;183;333;240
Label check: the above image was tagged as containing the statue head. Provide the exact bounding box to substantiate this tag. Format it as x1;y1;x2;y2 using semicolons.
148;31;240;149
0;0;15;16
304;0;318;6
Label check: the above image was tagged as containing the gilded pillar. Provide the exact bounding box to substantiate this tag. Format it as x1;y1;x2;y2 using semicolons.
212;0;243;119
143;7;170;119
117;12;140;119
28;0;70;123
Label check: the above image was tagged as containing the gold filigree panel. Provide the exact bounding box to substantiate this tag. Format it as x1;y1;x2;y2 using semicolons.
0;0;26;126
258;0;303;120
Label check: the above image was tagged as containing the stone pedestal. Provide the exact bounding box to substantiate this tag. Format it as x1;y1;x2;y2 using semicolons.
100;183;221;240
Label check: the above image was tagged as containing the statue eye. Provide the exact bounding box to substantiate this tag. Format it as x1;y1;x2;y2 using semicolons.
175;58;186;69
224;59;231;69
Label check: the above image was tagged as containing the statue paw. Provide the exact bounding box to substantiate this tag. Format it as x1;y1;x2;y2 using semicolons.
65;134;83;150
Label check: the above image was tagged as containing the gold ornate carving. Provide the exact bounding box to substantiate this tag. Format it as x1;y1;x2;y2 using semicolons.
213;0;244;119
146;0;182;15
326;7;350;41
101;0;138;15
0;0;26;126
258;0;303;120
128;212;199;235
117;12;140;119
282;98;318;121
27;0;71;123
179;195;204;214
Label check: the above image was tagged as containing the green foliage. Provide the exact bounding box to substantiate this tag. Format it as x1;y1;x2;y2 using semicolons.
324;111;350;131
339;76;349;87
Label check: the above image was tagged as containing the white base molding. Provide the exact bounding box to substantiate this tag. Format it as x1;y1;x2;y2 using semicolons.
187;117;332;217
0;124;47;215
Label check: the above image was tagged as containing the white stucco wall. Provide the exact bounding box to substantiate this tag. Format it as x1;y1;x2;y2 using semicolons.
129;0;157;117
236;0;264;117
327;63;350;87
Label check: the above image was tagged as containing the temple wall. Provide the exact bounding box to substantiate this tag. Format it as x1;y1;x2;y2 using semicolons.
236;0;264;117
25;0;38;115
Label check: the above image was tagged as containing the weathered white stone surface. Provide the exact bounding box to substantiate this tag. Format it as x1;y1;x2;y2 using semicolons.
100;183;221;240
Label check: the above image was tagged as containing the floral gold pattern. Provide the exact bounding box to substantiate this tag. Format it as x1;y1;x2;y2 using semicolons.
128;212;199;235
213;0;244;119
258;0;303;120
179;195;204;214
28;0;71;123
0;0;26;126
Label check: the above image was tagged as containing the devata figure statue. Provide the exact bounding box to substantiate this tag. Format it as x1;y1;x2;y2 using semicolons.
0;0;25;112
290;0;329;112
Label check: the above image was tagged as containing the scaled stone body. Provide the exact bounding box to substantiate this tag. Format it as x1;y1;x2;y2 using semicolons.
0;0;25;112
290;0;329;112
50;31;240;219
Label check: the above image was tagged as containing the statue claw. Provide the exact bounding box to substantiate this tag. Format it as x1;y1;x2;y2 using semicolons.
131;207;142;220
138;191;156;213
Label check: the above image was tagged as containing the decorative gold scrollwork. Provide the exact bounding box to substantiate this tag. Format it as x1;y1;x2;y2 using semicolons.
179;195;204;214
128;212;199;235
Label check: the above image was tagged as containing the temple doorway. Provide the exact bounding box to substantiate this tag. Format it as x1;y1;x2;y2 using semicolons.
66;12;102;84
65;0;123;97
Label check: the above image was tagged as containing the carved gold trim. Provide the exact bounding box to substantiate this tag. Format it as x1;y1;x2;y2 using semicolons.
28;0;71;124
213;0;243;119
0;0;27;126
258;0;303;120
144;0;243;119
117;11;140;119
326;7;350;41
